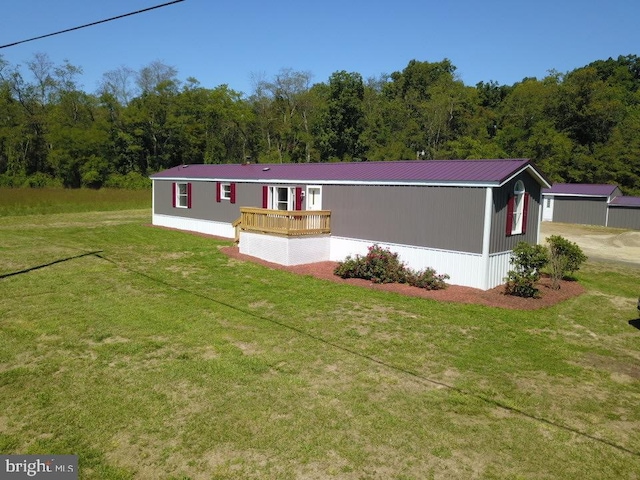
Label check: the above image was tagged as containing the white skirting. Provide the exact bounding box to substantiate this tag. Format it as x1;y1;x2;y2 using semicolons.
152;214;235;239
239;231;331;266
329;237;511;290
152;214;512;290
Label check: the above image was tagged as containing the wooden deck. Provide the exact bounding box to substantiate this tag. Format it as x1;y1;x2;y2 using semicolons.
234;207;331;240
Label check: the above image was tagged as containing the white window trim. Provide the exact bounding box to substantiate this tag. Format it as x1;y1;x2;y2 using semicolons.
176;182;189;209
269;186;295;210
220;183;231;201
511;180;525;235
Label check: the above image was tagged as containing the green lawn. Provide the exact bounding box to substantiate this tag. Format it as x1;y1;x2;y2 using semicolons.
0;187;150;216
0;199;639;479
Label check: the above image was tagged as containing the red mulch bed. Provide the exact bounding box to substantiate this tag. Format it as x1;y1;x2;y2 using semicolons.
219;245;585;310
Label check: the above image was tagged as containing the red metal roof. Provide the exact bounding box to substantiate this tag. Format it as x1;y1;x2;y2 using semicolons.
151;159;548;187
542;183;619;196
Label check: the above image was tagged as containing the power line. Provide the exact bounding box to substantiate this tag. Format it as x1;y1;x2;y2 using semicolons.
94;251;639;459
0;0;185;49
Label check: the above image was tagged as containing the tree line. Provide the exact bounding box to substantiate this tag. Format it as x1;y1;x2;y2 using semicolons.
1;53;639;194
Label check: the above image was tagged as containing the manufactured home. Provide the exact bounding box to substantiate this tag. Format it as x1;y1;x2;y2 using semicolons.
151;159;550;290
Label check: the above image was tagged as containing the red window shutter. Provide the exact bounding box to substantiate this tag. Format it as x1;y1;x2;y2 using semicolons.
522;193;529;234
505;195;514;236
216;182;221;203
295;187;302;211
187;183;192;209
172;182;176;208
262;186;268;208
230;183;236;204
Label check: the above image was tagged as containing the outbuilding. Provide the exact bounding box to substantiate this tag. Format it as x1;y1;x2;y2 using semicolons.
541;184;622;225
542;183;640;229
151;159;550;290
607;196;640;229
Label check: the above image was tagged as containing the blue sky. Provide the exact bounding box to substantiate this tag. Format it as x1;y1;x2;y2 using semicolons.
1;0;638;96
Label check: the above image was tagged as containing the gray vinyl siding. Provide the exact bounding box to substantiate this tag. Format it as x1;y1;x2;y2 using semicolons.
153;180;263;222
552;197;608;226
489;173;542;254
324;184;485;253
155;172;545;254
607;207;640;229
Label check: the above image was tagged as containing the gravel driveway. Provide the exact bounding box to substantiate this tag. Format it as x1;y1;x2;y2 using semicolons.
540;222;640;266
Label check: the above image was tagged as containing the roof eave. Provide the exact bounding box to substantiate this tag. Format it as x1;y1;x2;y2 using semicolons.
542;193;611;198
498;163;551;189
150;176;501;187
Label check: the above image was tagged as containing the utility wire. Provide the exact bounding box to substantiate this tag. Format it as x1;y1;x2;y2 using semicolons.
92;251;639;459
3;246;637;458
0;0;185;49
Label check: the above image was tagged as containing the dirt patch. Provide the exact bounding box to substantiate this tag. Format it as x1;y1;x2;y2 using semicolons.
580;353;640;381
219;246;584;310
540;222;640;266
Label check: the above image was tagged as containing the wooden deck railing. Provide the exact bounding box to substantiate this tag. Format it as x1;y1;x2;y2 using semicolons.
235;207;331;238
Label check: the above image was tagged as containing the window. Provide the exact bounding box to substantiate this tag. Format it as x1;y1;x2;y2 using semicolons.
216;182;236;203
506;180;528;236
274;186;290;210
173;182;191;208
262;186;303;210
221;183;231;200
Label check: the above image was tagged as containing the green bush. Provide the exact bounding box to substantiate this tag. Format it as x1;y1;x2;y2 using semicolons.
333;255;367;280
405;268;450;291
104;172;152;189
334;244;448;290
546;235;587;289
504;242;549;298
22;173;63;188
0;173;27;187
334;244;406;284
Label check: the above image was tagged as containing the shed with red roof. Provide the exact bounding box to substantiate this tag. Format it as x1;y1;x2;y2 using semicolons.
150;159;550;290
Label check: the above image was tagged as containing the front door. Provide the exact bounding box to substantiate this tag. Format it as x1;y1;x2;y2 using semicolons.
306;186;322;229
542;196;554;221
306;186;322;211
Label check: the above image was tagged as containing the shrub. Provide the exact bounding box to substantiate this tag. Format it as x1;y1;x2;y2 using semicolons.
546;235;587;289
333;255;367;280
334;244;448;290
406;268;450;290
504;242;549;298
0;173;27;187
21;173;62;188
335;244;406;284
104;172;152;189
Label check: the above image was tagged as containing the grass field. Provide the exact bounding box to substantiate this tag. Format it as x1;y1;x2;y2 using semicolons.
0;187;150;216
1;191;639;479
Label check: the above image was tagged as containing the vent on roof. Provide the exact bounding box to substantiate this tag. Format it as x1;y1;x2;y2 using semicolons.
262;167;270;171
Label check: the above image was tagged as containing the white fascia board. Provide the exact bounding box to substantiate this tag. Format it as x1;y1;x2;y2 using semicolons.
543;193;610;198
499;165;550;188
152;177;500;188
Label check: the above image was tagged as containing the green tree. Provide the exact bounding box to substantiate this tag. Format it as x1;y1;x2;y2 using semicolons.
315;71;365;161
250;69;315;163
